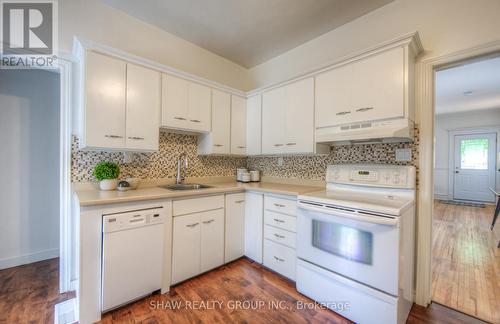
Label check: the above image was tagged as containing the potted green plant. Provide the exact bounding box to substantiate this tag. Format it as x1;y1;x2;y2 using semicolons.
93;161;120;191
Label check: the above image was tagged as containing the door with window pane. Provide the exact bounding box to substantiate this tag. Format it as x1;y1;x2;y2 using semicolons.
453;133;497;202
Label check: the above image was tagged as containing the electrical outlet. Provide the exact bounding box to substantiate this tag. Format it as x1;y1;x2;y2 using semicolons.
277;157;284;167
395;148;412;162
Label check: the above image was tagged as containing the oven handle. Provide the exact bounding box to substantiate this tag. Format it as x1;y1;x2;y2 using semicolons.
298;201;399;227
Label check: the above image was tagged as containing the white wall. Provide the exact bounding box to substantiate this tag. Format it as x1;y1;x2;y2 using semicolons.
0;70;60;269
434;108;500;198
248;0;500;92
59;0;251;91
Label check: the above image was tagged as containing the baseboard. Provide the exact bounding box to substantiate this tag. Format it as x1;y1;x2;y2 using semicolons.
434;193;450;201
0;248;59;270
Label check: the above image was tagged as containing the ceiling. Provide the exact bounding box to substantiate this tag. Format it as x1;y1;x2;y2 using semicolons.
435;56;500;115
100;0;394;68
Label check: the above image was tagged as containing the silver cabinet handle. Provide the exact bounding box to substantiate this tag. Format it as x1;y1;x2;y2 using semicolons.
186;222;199;228
202;219;215;224
286;143;296;146
273;233;285;239
237;146;246;149
235;200;245;204
336;111;351;116
273;256;285;262
274;144;284;147
174;116;187;120
273;218;285;223
273;203;286;208
356;107;374;112
128;136;145;140
213;144;224;147
190;119;201;123
105;135;124;139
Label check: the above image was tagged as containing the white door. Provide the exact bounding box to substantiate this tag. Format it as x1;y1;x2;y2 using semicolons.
200;209;225;272
246;95;262;155
225;193;246;262
187;82;211;132
244;192;264;263
284;78;314;154
172;213;201;284
125;63;160;151
231;95;247;155
161;74;189;129
453;133;497;202
85;51;126;149
262;87;286;154
210;89;231;154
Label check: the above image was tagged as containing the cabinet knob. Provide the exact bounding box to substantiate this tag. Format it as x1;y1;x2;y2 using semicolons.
105;134;124;139
128;136;145;140
174;116;187;120
286;143;296;146
336;111;351;116
274;144;284;147
213;144;224;147
186;222;199;228
356;107;374;112
237;146;246;149
190;119;201;123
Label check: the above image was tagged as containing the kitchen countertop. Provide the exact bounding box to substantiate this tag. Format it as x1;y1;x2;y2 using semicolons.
74;181;323;207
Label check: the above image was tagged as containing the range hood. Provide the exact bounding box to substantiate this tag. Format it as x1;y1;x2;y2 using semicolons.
316;118;414;145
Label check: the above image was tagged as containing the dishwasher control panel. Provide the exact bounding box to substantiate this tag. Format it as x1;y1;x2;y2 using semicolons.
103;207;165;233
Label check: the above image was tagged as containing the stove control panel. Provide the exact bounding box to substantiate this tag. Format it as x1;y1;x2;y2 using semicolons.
327;164;416;189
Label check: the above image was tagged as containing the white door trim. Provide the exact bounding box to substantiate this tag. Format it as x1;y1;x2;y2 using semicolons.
447;128;500;202
415;40;500;306
57;53;76;293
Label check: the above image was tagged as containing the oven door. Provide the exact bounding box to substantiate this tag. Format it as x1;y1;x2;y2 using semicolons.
297;201;400;295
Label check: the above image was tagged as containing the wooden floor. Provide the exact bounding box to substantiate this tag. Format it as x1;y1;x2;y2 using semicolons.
0;258;75;323
432;201;500;323
0;256;489;324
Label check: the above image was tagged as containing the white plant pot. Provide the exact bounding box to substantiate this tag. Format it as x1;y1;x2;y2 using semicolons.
99;179;118;191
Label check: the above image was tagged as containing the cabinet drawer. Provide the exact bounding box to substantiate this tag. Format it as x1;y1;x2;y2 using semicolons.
264;210;296;232
263;239;296;280
264;225;296;249
173;195;224;216
264;195;297;216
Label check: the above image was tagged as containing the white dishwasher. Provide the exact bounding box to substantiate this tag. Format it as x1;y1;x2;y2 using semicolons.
102;206;166;312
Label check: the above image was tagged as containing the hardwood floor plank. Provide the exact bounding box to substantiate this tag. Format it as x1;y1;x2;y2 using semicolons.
432;201;500;323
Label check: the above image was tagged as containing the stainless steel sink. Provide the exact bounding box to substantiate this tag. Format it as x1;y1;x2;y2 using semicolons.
161;183;212;191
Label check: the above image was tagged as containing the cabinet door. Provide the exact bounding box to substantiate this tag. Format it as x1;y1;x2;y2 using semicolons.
244;192;263;263
225;193;246;262
85;51;126;149
172;213;201;284
125;63;160;151
284;78;314;154
315;63;353;127
262;87;286;154
350;47;404;122
246;95;262;155
188;82;211;132
161;74;189;129
200;209;225;273
210;89;231;154
231;95;247;155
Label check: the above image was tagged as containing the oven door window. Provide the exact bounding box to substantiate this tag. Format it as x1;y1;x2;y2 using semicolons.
312;219;373;265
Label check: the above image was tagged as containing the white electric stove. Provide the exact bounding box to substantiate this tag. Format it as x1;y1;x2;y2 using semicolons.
296;164;416;324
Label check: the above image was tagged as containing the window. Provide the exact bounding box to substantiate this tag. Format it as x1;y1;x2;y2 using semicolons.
460;138;489;170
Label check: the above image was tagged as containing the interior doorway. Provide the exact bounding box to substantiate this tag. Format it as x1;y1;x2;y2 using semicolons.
431;55;500;323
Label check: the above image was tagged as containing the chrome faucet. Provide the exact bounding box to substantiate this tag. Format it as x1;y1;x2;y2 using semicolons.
176;153;189;184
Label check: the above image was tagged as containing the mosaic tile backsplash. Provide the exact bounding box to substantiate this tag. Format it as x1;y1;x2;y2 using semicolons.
71;132;247;182
72;128;419;183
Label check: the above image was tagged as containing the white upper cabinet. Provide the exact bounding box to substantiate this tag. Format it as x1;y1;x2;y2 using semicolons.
84;51;127;150
262;78;327;155
198;89;231;155
246;95;262;155
125;63;161;151
81;51;160;151
316;46;407;128
230;95;247;155
161;74;211;133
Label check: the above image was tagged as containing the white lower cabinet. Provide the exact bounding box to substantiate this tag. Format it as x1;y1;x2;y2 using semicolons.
263;194;297;280
244;192;264;263
172;213;201;284
171;196;224;284
225;193;246;263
